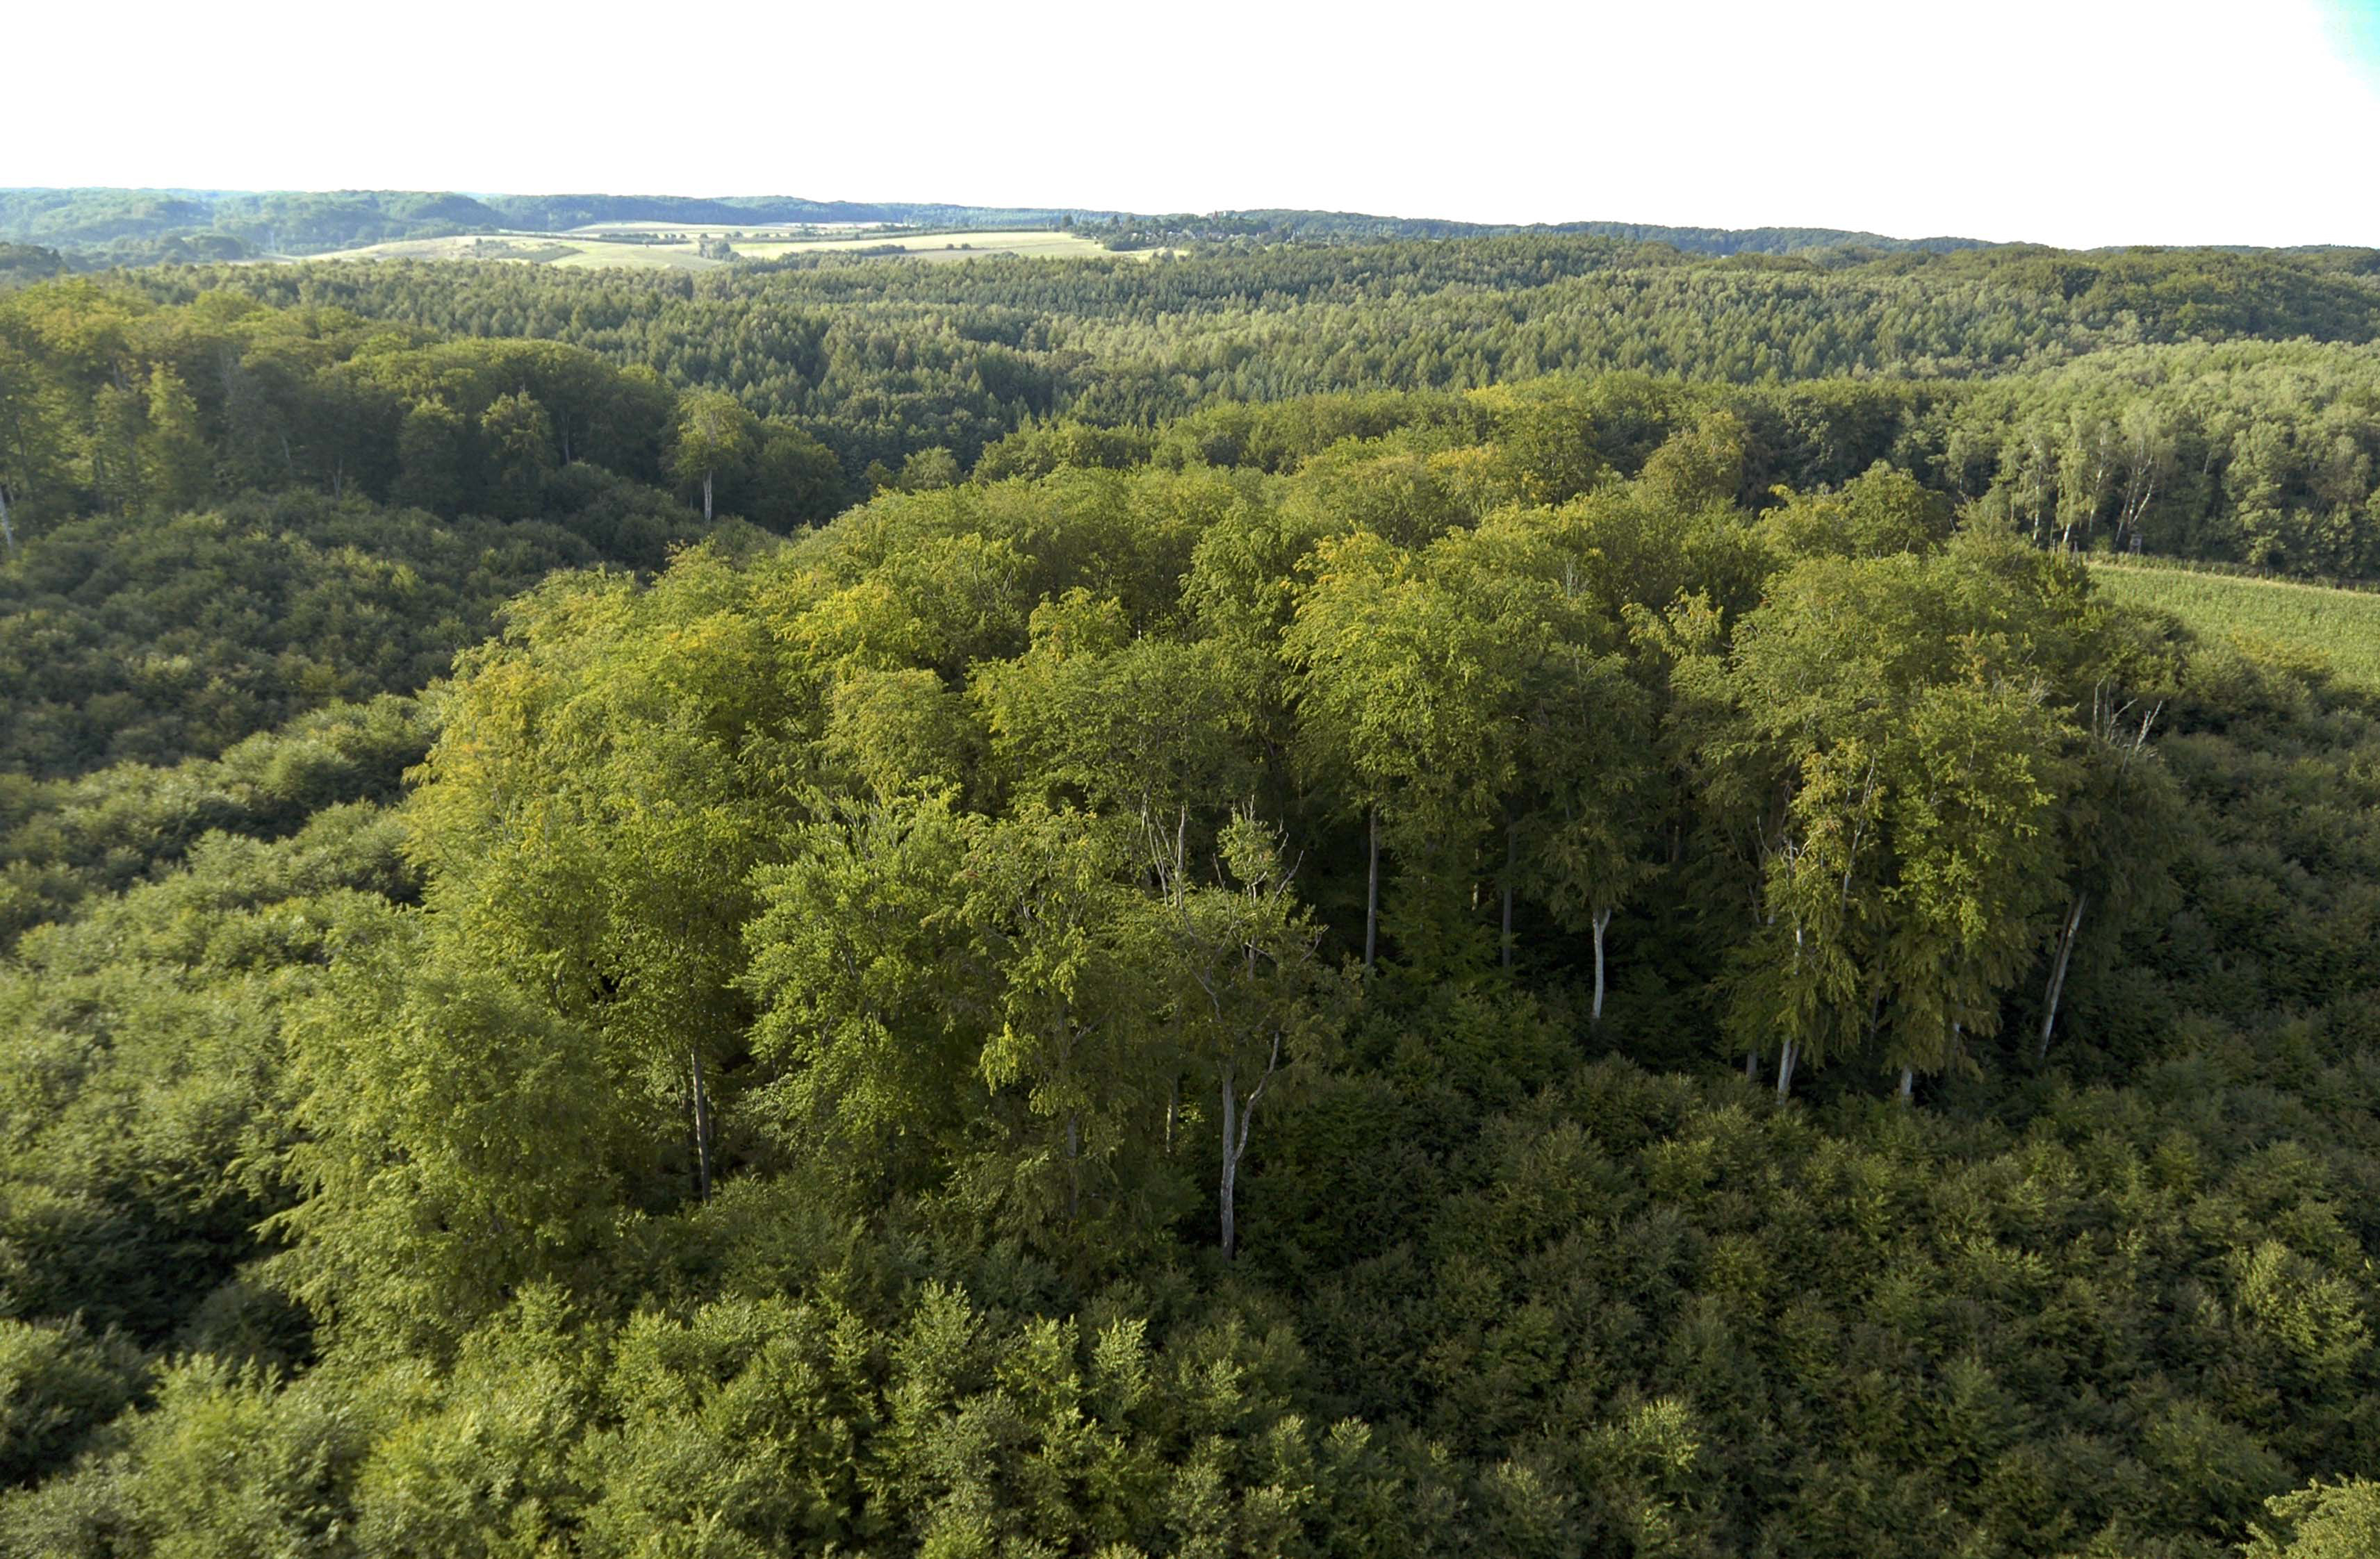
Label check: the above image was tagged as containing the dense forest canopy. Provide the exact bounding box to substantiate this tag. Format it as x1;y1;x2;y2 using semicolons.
10;237;2380;584
3;227;2380;1557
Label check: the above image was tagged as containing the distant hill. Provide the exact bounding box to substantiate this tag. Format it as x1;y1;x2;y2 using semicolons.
0;189;1118;263
1;187;1992;266
1114;209;1988;254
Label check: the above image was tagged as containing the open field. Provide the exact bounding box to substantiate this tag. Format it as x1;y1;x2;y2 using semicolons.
733;228;1146;261
300;233;724;270
292;227;1148;270
2091;559;2380;694
564;220;882;236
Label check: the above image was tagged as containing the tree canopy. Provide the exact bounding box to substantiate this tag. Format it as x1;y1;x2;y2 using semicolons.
4;247;2380;1559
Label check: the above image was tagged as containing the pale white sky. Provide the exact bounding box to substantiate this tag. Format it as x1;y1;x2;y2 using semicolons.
10;0;2379;248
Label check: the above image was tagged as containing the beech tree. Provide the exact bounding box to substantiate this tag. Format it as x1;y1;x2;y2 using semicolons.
1872;673;2070;1097
670;389;752;523
963;805;1157;1243
478;390;556;518
1520;641;1658;1016
973;589;1253;838
1150;813;1340;1259
1700;539;2090;1096
742;792;977;1198
2037;677;2180;1060
1288;532;1521;976
137;364;210;513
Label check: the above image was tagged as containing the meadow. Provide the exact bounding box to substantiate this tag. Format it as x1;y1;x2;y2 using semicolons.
2091;556;2380;692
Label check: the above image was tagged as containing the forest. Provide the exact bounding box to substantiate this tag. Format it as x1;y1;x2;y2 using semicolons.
2;228;2380;1557
105;236;2378;576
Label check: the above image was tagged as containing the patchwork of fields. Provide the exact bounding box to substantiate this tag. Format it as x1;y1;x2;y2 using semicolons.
296;226;1142;270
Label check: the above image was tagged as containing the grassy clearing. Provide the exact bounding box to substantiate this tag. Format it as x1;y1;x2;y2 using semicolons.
543;240;719;271
2092;558;2380;693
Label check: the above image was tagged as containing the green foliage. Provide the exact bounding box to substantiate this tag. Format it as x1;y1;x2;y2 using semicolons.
0;801;410;1345
149;239;2380;553
0;483;705;779
7;247;2380;1559
2243;1481;2380;1559
0;1318;144;1487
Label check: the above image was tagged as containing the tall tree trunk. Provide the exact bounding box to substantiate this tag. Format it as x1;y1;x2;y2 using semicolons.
688;1045;714;1202
1219;1060;1239;1259
1064;1111;1080;1222
2038;892;2087;1062
1217;1032;1282;1260
1745;1049;1761;1083
0;485;13;559
1775;1038;1798;1100
1164;1075;1178;1156
1500;822;1516;970
1898;1066;1914;1104
1363;809;1379;977
1591;907;1612;1025
702;468;714;524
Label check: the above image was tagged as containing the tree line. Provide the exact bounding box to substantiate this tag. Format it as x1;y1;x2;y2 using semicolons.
99;238;2380;577
11;276;2380;594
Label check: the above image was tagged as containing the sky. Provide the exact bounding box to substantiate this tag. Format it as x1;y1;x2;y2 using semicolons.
9;0;2380;248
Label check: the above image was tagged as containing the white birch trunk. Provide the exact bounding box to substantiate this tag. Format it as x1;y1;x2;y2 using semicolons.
2038;892;2086;1062
1591;906;1611;1025
689;1045;714;1202
1064;1112;1080;1222
1219;1060;1239;1259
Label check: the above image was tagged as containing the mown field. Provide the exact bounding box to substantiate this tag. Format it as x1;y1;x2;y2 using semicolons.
2092;558;2380;692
